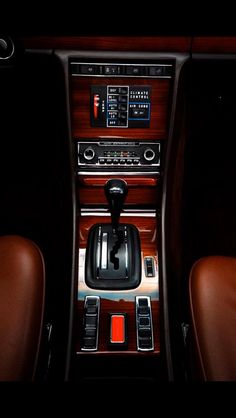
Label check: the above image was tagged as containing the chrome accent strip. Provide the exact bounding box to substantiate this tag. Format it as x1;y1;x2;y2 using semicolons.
80;211;156;218
77;141;160;145
78;171;160;175
71;61;173;67
81;296;100;352
136;296;154;352
124;227;128;279
96;227;102;278
73;74;172;79
81;208;156;214
78;162;160;166
101;232;108;270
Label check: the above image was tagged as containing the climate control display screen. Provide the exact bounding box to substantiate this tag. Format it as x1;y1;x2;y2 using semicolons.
91;85;151;128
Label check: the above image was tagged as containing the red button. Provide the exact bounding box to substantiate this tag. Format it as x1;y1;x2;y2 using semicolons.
110;315;125;344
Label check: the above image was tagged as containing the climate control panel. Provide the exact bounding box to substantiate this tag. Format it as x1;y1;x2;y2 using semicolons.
91;85;151;128
77;141;161;173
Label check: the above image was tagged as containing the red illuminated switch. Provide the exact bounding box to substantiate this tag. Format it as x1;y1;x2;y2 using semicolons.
109;314;127;348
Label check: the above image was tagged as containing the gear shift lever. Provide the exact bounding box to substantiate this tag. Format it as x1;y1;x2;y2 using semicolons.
104;179;128;233
85;178;141;290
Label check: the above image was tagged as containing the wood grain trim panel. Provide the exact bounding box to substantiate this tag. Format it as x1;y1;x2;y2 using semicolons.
192;37;236;53
21;36;236;54
78;175;158;187
78;186;159;206
70;77;172;140
21;36;191;52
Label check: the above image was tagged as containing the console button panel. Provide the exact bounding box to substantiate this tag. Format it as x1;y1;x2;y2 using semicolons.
71;62;173;78
136;296;154;351
81;296;100;351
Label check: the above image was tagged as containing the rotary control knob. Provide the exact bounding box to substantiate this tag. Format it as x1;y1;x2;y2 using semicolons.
83;147;95;161
0;36;14;60
143;148;155;162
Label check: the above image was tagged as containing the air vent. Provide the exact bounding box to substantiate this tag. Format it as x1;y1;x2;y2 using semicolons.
0;36;14;60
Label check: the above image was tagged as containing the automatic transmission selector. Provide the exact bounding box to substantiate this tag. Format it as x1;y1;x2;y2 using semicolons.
85;178;141;290
104;179;128;233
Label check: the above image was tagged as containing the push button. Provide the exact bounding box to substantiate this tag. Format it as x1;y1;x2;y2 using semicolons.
85;314;97;328
149;66;164;76
109;314;127;348
119;87;128;94
80;64;96;74
105;65;118;75
144;256;155;277
126;66;142;76
111;315;125;343
118;95;127;103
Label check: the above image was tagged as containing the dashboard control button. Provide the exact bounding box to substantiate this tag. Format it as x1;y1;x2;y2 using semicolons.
118;95;127;103
80;64;95;74
126;66;142;75
144;256;155;277
105;65;118;75
149;66;164;76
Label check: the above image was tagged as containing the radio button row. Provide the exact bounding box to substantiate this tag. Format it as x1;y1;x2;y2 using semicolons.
98;157;140;165
98;158;140;165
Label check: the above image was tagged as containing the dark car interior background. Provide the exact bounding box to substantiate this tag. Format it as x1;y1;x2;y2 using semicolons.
1;35;236;383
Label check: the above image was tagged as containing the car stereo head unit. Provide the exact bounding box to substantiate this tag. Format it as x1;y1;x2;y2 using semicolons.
76;140;161;174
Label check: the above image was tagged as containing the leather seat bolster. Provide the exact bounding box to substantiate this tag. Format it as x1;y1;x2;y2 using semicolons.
189;256;236;381
0;235;45;381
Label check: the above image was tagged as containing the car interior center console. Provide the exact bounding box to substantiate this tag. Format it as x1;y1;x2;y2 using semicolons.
66;53;175;379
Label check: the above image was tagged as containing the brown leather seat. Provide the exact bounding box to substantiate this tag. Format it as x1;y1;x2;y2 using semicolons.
0;235;45;381
189;256;236;381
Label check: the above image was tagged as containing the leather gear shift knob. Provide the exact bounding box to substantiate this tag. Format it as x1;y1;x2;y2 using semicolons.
104;179;128;233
